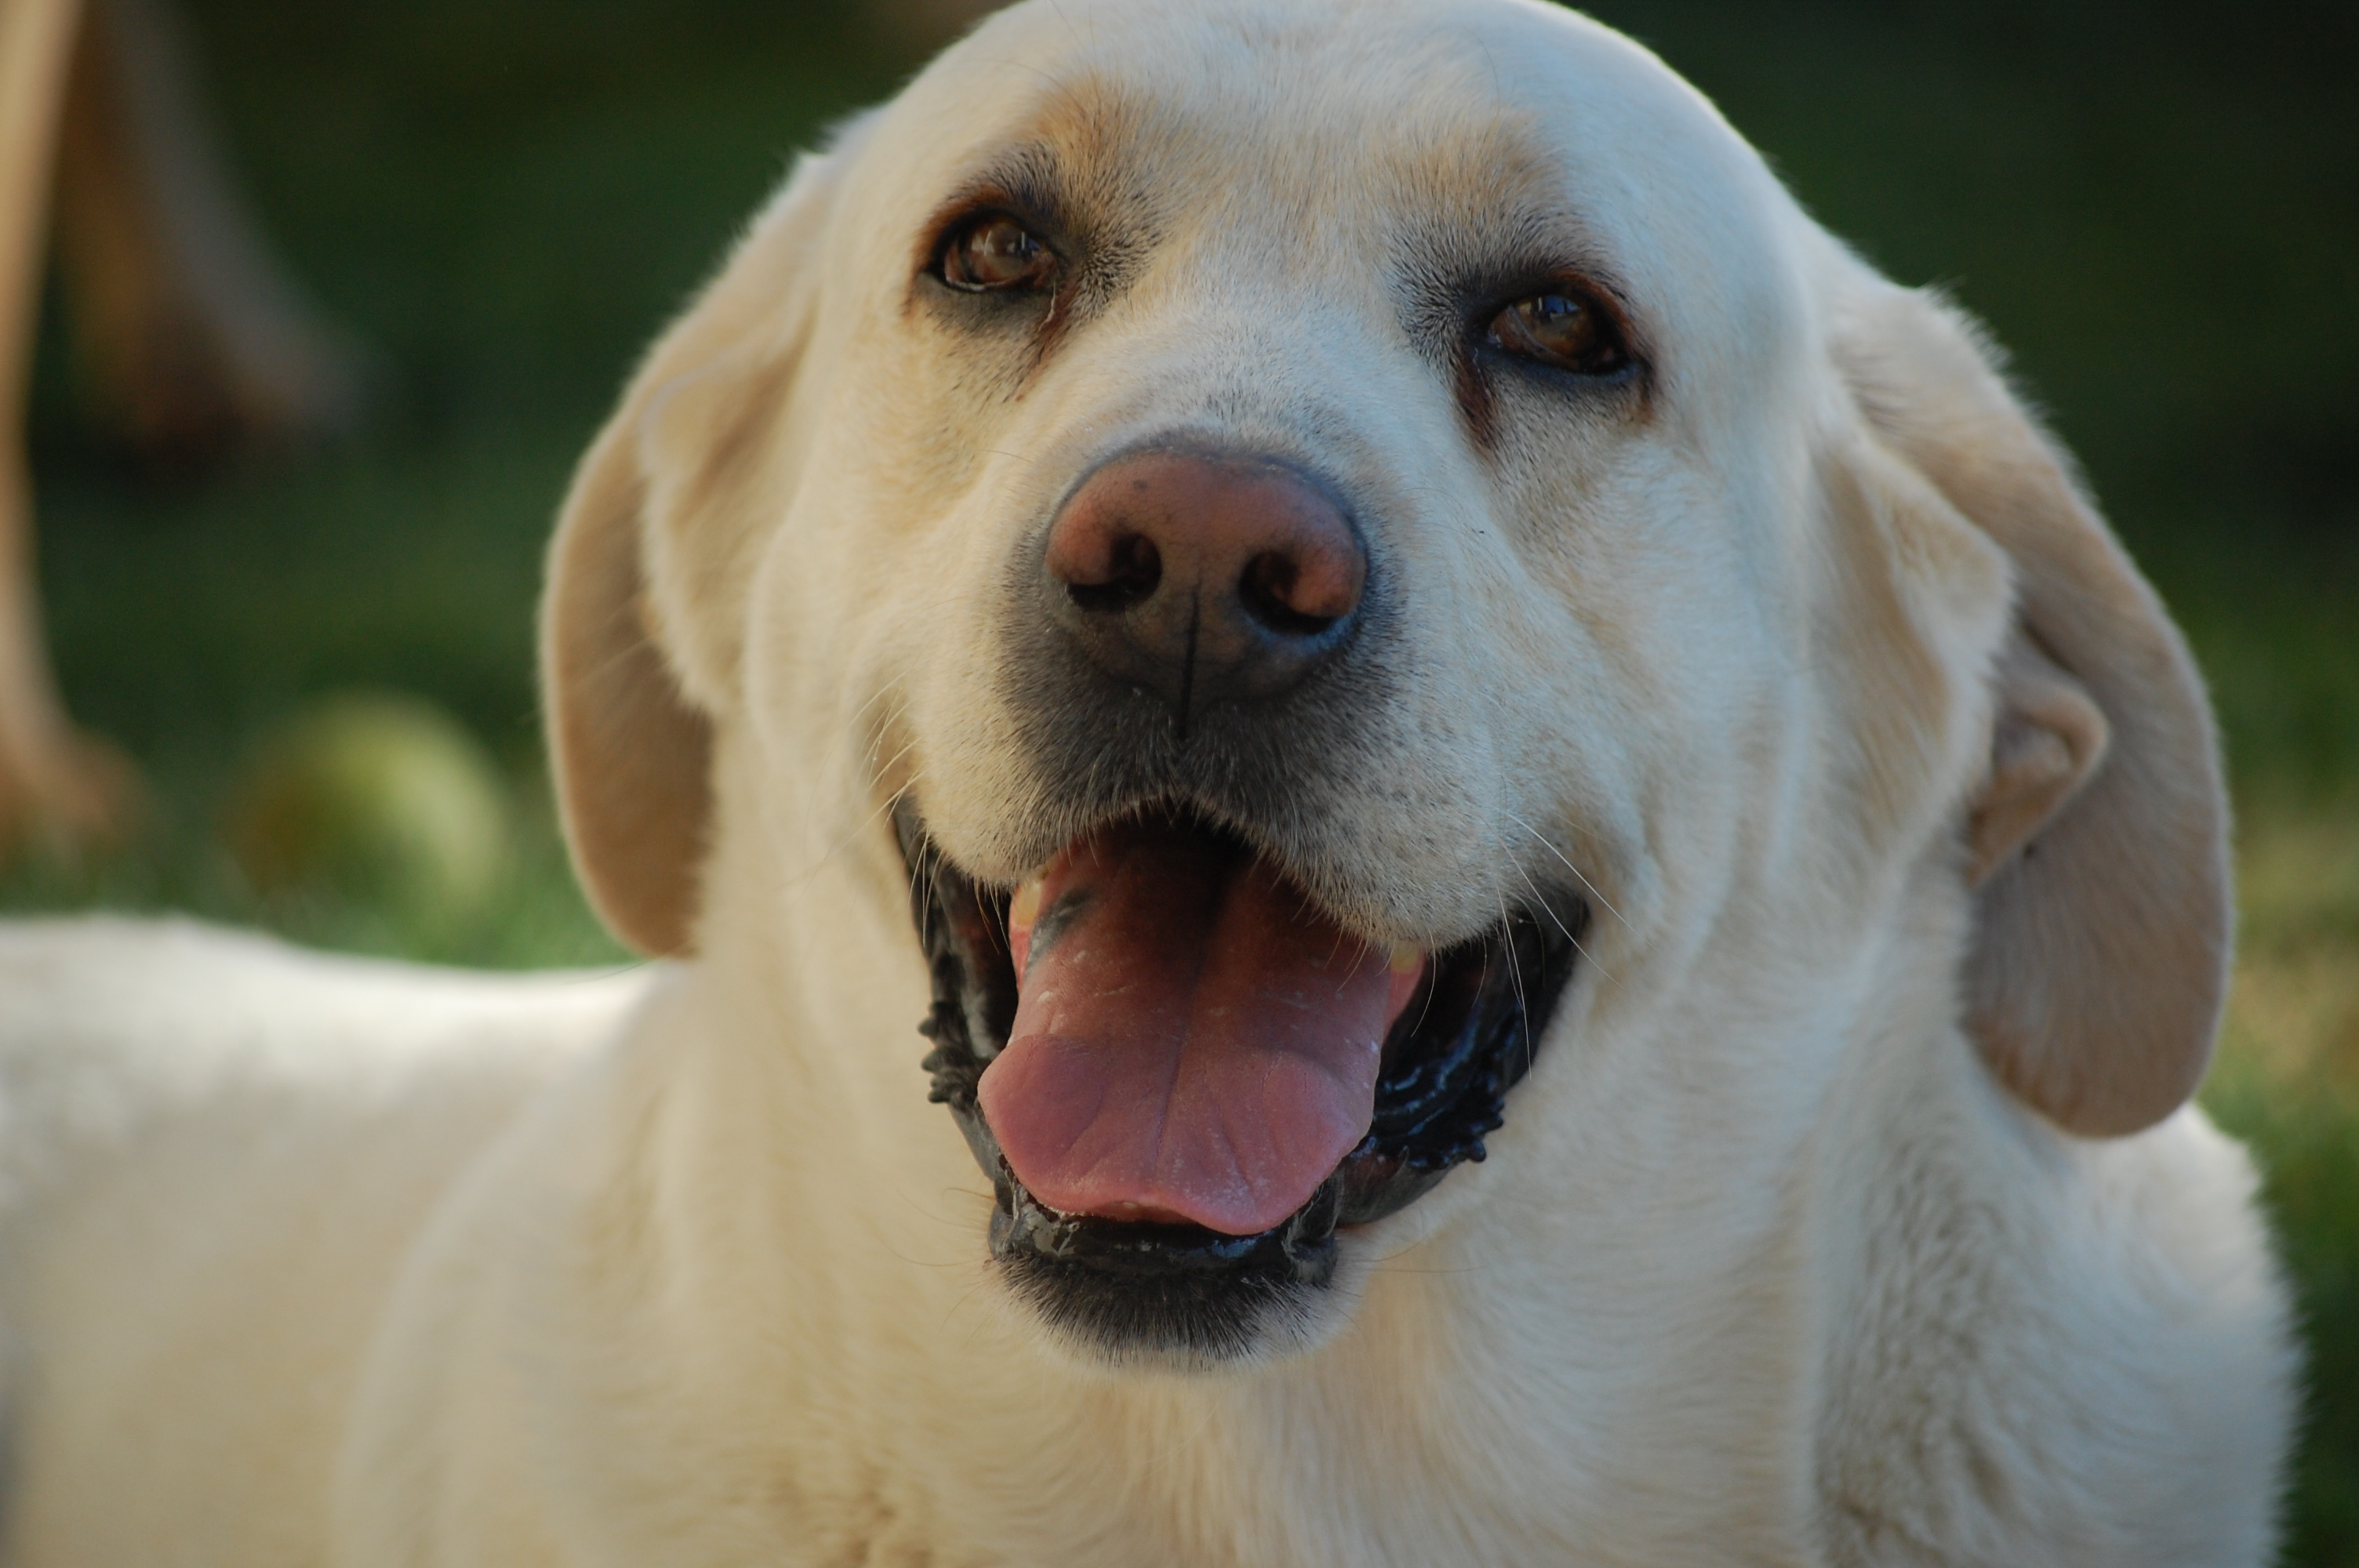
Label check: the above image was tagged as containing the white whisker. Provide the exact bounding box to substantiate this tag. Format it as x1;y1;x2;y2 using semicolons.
1511;857;1614;987
1503;808;1630;932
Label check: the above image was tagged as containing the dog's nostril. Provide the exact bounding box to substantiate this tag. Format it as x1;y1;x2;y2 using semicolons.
1238;552;1338;637
1067;532;1162;614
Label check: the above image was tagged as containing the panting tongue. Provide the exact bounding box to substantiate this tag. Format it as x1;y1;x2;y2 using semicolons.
978;820;1419;1236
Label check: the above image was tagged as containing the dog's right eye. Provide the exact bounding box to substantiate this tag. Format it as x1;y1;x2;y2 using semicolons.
939;215;1060;293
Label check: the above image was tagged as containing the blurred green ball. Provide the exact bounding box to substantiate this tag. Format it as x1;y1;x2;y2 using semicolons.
225;692;511;922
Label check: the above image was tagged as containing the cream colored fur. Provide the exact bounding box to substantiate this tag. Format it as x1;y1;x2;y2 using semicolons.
0;2;2292;1563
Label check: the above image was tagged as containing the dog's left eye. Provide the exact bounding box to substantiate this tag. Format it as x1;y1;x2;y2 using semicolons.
1485;287;1629;376
940;215;1060;293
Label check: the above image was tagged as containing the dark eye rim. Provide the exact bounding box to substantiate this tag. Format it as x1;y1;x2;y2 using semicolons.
928;206;1065;296
1471;275;1643;382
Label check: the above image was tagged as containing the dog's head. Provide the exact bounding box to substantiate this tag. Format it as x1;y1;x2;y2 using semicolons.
540;0;2227;1366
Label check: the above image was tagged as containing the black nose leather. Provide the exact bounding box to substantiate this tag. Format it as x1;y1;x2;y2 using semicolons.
1043;451;1366;720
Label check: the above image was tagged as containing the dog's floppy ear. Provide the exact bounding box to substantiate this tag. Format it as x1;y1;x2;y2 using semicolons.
1837;285;2230;1137
542;146;849;956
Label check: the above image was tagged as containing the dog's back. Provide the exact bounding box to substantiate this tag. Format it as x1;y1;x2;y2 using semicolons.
0;919;641;1563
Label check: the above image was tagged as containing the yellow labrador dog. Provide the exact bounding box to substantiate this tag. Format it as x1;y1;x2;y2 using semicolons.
0;1;2294;1562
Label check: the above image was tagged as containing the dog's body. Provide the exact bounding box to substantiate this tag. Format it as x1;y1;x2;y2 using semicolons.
0;2;2294;1563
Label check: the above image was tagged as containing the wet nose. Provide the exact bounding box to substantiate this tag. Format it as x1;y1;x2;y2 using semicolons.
1043;451;1367;719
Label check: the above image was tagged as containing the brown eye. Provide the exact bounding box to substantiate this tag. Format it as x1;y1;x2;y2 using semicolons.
1485;288;1629;376
940;215;1059;292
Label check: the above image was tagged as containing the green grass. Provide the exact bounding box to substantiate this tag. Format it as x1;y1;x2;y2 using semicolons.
2208;803;2359;1563
5;0;2355;1557
6;426;623;968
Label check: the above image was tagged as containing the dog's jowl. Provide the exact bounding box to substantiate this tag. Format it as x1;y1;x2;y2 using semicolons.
0;1;2293;1563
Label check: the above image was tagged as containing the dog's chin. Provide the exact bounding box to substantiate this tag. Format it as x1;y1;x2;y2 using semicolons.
993;1186;1363;1373
898;803;1583;1367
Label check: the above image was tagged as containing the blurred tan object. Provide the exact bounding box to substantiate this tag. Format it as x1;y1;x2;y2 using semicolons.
0;0;361;858
0;0;130;855
53;0;361;467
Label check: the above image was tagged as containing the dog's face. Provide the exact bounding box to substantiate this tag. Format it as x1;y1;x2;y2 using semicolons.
544;0;2230;1366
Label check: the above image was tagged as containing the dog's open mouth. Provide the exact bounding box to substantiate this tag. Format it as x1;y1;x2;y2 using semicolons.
899;805;1581;1355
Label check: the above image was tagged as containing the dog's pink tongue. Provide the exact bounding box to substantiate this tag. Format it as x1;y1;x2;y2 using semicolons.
978;823;1394;1236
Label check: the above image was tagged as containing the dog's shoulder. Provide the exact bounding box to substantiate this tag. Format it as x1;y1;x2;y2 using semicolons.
0;919;651;1564
1815;1040;2295;1566
0;916;644;1215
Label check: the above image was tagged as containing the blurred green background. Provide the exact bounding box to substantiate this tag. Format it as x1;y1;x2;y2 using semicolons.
5;0;2355;1555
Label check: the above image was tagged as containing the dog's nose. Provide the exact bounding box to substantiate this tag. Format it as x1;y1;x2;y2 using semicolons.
1044;451;1366;718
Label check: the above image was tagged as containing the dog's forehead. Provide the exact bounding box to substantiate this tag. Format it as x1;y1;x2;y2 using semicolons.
857;0;1797;310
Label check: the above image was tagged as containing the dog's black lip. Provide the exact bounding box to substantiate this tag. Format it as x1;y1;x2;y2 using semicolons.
897;804;1583;1296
